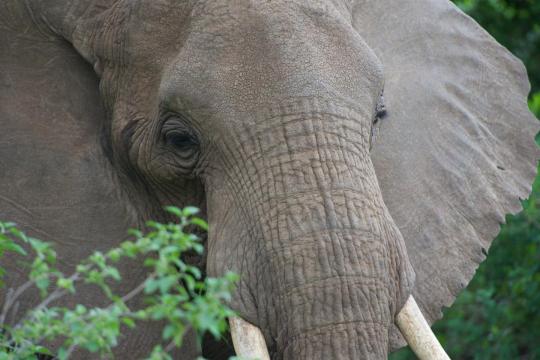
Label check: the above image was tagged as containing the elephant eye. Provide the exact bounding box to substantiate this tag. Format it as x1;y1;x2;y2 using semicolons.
374;90;387;124
370;91;386;150
165;131;198;151
161;114;200;164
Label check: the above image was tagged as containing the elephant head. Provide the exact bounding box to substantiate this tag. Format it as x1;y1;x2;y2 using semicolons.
1;0;538;359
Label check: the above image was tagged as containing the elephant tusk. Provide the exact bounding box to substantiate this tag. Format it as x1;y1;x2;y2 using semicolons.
396;296;451;360
229;316;271;360
229;297;449;360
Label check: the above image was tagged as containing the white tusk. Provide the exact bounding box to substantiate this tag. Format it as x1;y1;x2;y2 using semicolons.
396;296;451;360
230;296;449;360
229;316;271;360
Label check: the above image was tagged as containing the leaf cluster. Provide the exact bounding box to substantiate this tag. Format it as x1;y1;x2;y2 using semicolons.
0;207;238;360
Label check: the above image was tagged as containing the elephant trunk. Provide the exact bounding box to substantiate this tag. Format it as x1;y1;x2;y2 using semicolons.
264;188;406;360
206;103;415;359
257;148;414;358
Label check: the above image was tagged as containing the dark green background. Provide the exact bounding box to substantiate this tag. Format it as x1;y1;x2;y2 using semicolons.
391;1;540;359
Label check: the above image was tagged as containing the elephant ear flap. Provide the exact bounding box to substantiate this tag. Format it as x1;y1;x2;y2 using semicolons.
0;7;130;270
352;0;540;349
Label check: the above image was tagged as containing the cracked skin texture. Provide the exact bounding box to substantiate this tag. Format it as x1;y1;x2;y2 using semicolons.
1;0;538;359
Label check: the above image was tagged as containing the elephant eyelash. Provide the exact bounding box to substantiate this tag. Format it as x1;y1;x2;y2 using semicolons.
160;111;198;143
160;110;192;128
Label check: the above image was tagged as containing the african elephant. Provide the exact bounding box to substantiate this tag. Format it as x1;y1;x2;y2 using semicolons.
1;0;538;358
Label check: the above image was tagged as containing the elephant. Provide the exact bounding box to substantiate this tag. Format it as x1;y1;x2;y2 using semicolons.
1;0;539;358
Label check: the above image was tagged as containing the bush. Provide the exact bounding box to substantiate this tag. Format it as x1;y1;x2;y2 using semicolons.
0;207;237;360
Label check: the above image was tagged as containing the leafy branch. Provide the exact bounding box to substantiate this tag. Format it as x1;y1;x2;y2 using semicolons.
0;207;238;360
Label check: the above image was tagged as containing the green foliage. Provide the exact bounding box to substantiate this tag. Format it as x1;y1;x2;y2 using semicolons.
392;1;540;359
433;173;540;359
530;92;540;118
0;208;238;359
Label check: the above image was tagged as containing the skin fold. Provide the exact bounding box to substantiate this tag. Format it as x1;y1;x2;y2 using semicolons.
1;0;538;359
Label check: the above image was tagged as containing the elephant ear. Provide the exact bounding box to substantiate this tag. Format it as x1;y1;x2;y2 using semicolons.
0;4;130;285
352;0;540;350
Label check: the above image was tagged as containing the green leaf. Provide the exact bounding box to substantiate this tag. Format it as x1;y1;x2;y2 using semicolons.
8;227;27;242
190;217;208;231
107;248;122;262
164;206;182;217
0;240;27;256
35;276;50;295
162;324;176;340
144;278;160;294
529;92;540;118
157;275;179;294
35;345;53;356
182;206;200;217
28;238;50;253
122;317;136;328
120;241;139;258
57;347;68;360
104;266;121;281
57;277;75;293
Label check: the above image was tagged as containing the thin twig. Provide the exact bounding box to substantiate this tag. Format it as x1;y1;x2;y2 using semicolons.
123;275;154;304
0;280;34;325
109;273;155;308
0;287;15;326
165;339;176;353
164;325;191;353
39;273;79;309
12;273;79;331
59;275;155;359
62;342;78;359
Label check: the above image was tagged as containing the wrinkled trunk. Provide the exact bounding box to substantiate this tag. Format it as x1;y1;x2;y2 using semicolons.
266;188;411;359
206;101;414;359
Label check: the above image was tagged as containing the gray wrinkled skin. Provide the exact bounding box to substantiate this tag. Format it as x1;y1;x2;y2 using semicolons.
0;0;538;359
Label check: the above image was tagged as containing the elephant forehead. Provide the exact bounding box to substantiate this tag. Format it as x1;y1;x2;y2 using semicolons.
120;0;194;61
123;0;348;59
158;1;383;116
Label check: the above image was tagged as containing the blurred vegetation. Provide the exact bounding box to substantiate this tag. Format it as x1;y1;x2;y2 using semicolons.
0;207;237;359
391;1;540;359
